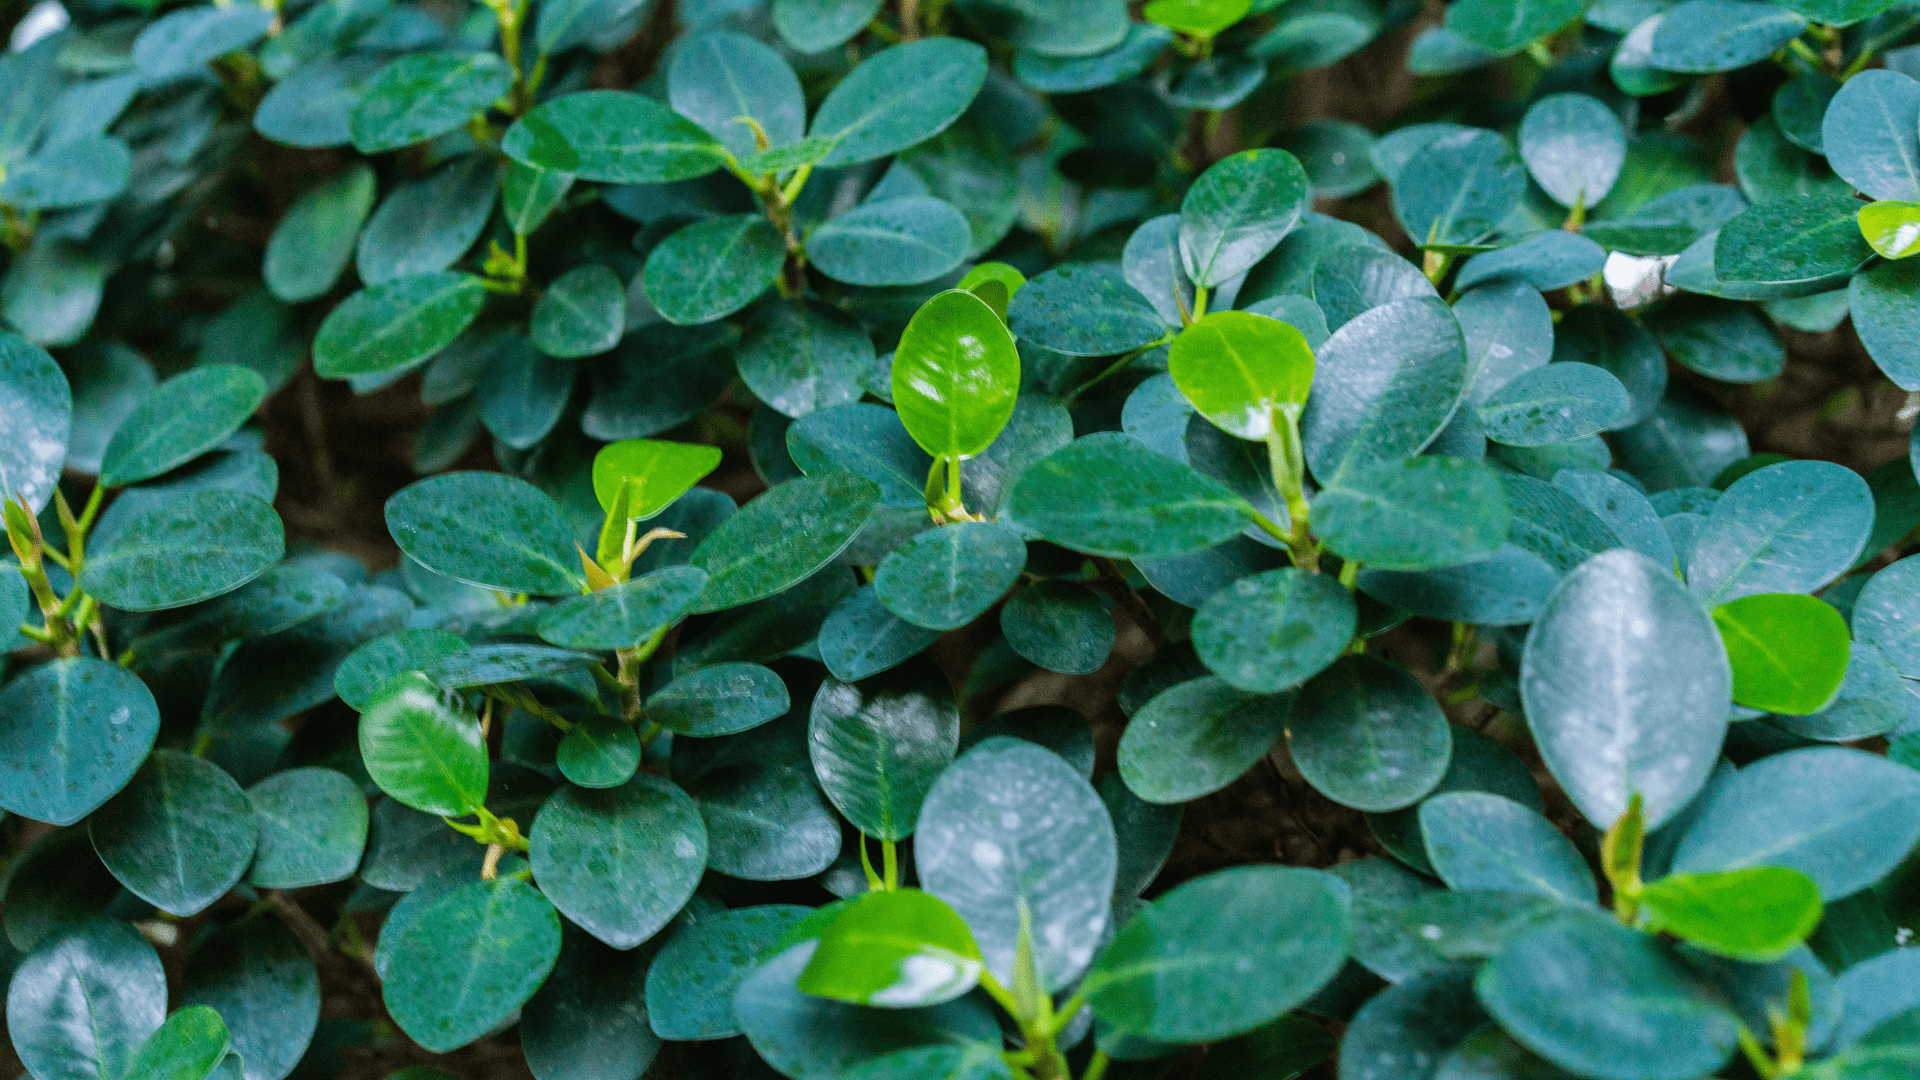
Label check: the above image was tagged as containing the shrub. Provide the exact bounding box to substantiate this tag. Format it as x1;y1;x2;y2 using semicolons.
4;0;1920;1078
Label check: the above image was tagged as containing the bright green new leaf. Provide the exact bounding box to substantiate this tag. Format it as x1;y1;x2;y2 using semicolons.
891;290;1021;461
1711;592;1851;715
1860;200;1920;260
797;890;984;1008
591;438;724;519
357;672;488;817
1143;0;1250;36
121;1006;230;1080
956;262;1025;322
1640;867;1823;962
1169;311;1315;441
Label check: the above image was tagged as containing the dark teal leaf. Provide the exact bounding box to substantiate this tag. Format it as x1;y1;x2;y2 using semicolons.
1519;93;1627;208
89;750;257;917
531;264;625;358
1313;456;1511;571
808;663;958;840
503;90;729;184
1522;548;1732;828
381;877;562;1052
1000;581;1114;675
356;155;499;286
667;30;804;161
81;490;283;612
1007;263;1167;357
529;776;707;948
736;301;875;418
688;472;880;612
809;39;987;167
1455;232;1608;292
1478;362;1631;447
349;50;514;153
334;628;468;710
773;0;886;51
1007;433;1252;558
133;2;274;81
647;661;789;736
1421;791;1597;903
1192;567;1354;693
537;565;708;650
178;918;320;1080
312;272;487;379
0;331;71;511
642;215;785;326
1648;0;1808;73
819;584;944;681
1392;129;1525;248
1713;193;1874;286
0;134;132;211
1687;460;1873;606
1849;256;1920;390
874;521;1027;631
99;364;266;487
1289;655;1451;812
1821;69;1920;202
6;919;166;1080
0;658;159;827
917;737;1117;989
789;403;935;510
520;927;659;1080
556;715;642;790
645;905;813;1040
1302;296;1468;484
1179;148;1310;287
264;164;376;303
1117;676;1291;803
385;471;587;596
810;197;972;287
245;767;369;890
1443;0;1582;52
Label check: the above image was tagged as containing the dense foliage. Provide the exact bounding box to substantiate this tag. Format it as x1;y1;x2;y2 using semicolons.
4;0;1920;1077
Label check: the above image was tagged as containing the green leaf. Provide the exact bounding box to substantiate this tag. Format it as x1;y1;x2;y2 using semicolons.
875;521;1027;631
1478;362;1631;447
1860;200;1920;260
504;89;728;183
1083;865;1350;1043
531;264;625;358
89;750;257;917
80;490;284;612
1443;0;1582;52
789;403;936;509
0;658;160;827
357;155;499;285
1456;232;1608;293
246;767;369;889
1007;263;1168;357
1688;460;1873;606
892;290;1021;460
1392;130;1526;249
1714;193;1875;286
591;437;723;521
555;715;642;789
1587;183;1747;257
1419;791;1597;903
263;164;375;303
810;197;972;287
529;775;708;948
798;889;984;1008
1000;581;1114;675
1476;914;1740;1079
1143;0;1249;34
1641;867;1823;962
1179;149;1309;287
647;661;789;736
1671;745;1920;898
133;2;274;80
1013;23;1174;91
357;672;488;816
122;1006;230;1080
737;300;875;418
503;160;573;236
1289;656;1452;812
1852;256;1920;390
1521;548;1732;829
2;828;120;953
1519;93;1627;208
1821;69;1920;203
645;905;814;1040
1169;311;1315;441
808;39;987;167
385;471;587;596
1712;592;1851;714
1007;433;1252;559
809;663;958;841
1;237;107;347
537;566;709;650
668;29;805;161
0;331;71;511
520;926;661;1080
419;644;600;689
820;584;944;681
772;0;884;51
1117;676;1291;804
1648;0;1809;73
641;215;786;326
688;472;880;612
381;876;562;1053
349;50;514;153
177;918;320;1080
918;737;1117;989
312;272;487;379
1313;456;1510;571
1192;567;1354;693
0;134;133;211
335;628;469;710
736;940;1003;1080
99;365;266;487
1302;296;1468;484
7;919;166;1080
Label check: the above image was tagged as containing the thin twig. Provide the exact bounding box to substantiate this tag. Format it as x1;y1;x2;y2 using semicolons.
1090;557;1168;652
267;889;380;984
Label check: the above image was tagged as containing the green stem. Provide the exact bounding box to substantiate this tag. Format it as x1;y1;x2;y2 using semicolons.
1065;332;1176;403
1081;1050;1110;1080
858;834;884;891
882;838;899;891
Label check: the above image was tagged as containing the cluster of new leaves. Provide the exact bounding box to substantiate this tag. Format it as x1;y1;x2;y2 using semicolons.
5;0;1920;1078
